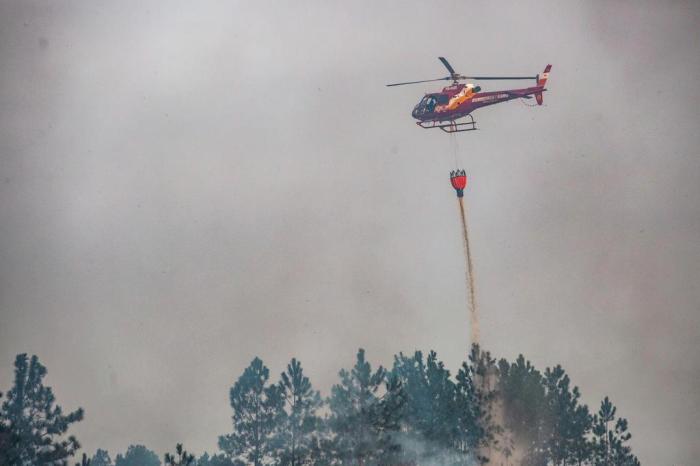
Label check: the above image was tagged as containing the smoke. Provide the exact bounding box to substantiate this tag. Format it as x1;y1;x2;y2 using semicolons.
468;346;533;466
483;425;529;466
393;433;480;466
457;196;479;347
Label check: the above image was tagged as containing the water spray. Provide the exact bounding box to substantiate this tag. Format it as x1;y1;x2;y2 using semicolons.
450;170;479;347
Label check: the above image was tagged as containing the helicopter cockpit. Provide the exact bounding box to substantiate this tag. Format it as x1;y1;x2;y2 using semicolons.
412;93;449;117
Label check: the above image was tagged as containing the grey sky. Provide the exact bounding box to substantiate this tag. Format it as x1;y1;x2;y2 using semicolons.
1;1;698;465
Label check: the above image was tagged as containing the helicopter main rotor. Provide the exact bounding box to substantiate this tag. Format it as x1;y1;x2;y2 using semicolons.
386;57;537;87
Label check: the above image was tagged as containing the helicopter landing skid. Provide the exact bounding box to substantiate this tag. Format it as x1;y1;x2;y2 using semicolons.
417;116;477;133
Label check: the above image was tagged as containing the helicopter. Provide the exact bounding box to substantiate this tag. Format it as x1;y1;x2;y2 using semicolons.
387;57;552;133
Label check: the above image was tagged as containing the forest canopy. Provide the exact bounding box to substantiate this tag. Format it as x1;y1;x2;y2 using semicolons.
0;347;639;466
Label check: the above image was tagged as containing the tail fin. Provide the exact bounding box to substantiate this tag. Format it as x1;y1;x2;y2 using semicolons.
535;64;551;105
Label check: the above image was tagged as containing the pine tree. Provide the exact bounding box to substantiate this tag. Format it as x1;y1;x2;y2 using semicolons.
90;449;113;466
218;357;283;466
274;358;323;466
592;396;615;466
327;348;395;466
542;366;592;465
374;371;405;464
0;354;84;466
391;350;464;464
497;354;548;466
454;345;500;465
114;445;161;466
591;397;639;466
164;444;194;466
390;350;429;465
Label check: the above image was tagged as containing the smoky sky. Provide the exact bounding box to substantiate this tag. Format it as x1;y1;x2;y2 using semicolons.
1;1;699;465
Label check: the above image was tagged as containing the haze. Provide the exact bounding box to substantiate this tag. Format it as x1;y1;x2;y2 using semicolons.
1;1;698;465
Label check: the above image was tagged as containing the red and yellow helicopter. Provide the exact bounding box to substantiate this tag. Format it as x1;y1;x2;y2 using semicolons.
387;57;552;133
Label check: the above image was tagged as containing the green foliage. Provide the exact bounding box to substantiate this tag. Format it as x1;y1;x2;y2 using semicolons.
591;396;639;466
194;453;235;466
218;357;283;466
458;345;500;465
164;444;194;466
90;449;113;466
273;358;323;466
499;355;547;444
211;348;640;466
0;354;84;466
391;350;465;464
327;348;400;466
542;365;592;465
0;347;638;466
0;398;20;466
498;354;549;465
115;444;161;466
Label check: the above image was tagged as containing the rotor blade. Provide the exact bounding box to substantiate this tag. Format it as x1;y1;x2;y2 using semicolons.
466;76;537;80
438;57;456;76
386;77;451;87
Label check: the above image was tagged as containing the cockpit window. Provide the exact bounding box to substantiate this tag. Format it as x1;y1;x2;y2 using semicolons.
425;96;437;112
414;94;445;115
